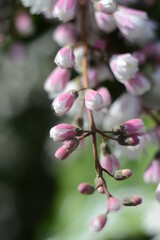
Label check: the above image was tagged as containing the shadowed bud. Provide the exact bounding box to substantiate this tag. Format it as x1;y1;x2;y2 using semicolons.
122;195;142;206
117;135;140;146
50;123;82;142
114;169;132;180
108;197;121;212
53;0;77;22
156;183;160;202
54;46;75;69
97;0;117;14
78;183;95;194
85;89;103;111
52;91;78;114
90;215;107;232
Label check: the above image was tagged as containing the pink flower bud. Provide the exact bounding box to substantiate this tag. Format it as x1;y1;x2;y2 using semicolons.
124;73;151;96
73;46;84;73
50;123;81;142
110;54;138;83
15;11;35;37
156;183;160;202
108;197;121;212
100;153;120;175
90;215;107;232
117;135;140;146
97;0;117;14
122;195;142;206
55;138;79;160
78;183;95;194
44;67;70;97
144;159;160;183
52;91;78;114
114;169;132;180
113;6;148;42
85;89;103;111
54;46;75;69
87;68;99;88
95;11;117;33
97;186;105;194
53;23;76;46
97;87;112;107
53;0;77;22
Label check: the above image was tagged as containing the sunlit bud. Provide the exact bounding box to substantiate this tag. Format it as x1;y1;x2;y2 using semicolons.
73;46;84;73
133;51;146;65
50;123;82;142
110;54;138;83
54;46;75;69
53;0;77;22
97;186;105;194
15;11;35;37
90;215;107;232
156;183;160;202
97;87;112;107
124;73;151;96
97;0;117;14
52;91;78;114
113;6;148;43
144;158;160;183
55;138;79;160
113;119;145;137
53;23;77;46
108;197;121;212
122;195;142;206
100;152;120;175
117;135;140;146
95;11;117;33
44;67;70;97
78;183;95;194
85;89;103;111
114;169;132;180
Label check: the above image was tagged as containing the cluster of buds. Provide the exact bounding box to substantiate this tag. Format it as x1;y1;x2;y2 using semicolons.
20;0;160;233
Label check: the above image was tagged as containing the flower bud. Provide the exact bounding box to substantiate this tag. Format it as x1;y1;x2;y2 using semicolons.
54;46;75;69
124;73;151;96
55;146;70;160
97;0;117;14
52;91;78;114
108;197;121;212
144;158;160;183
95;11;117;33
44;67;70;98
117;135;140;146
73;46;84;73
78;183;95;194
53;23;76;46
122;195;142;206
53;0;77;22
156;183;160;202
114;169;132;180
100;153;120;175
97;186;105;194
85;89;103;111
110;54;138;83
15;11;35;37
90;215;107;232
55;138;79;160
97;87;112;107
50;123;82;142
113;119;145;137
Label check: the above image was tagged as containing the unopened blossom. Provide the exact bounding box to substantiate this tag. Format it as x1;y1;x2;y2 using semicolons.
87;68;99;88
55;138;79;160
110;54;138;83
156;183;160;202
108;197;121;212
97;87;112;107
95;12;117;33
97;0;117;14
114;169;132;180
50;123;81;142
122;195;142;206
78;183;95;194
54;46;75;69
73;46;84;73
90;215;107;232
113;6;148;43
124;73;151;96
144;159;160;183
44;67;70;98
15;11;35;37
100;153;120;175
85;89;103;111
53;0;77;22
53;23;76;46
52;91;78;114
